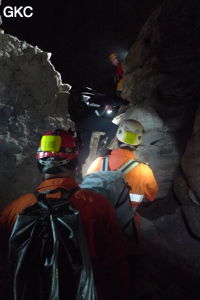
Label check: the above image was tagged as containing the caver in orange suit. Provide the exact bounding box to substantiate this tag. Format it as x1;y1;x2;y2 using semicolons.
0;129;130;300
87;119;159;239
0;177;130;300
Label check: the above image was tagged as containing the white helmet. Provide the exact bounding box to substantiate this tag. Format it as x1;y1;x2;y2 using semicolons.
116;119;144;146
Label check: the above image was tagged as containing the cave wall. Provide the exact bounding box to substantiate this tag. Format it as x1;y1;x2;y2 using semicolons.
182;107;200;200
0;30;71;209
121;0;200;199
1;0;200;209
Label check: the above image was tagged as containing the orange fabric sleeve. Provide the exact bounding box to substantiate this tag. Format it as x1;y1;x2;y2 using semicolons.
71;189;130;300
72;189;126;266
0;193;37;232
96;200;130;300
125;163;158;201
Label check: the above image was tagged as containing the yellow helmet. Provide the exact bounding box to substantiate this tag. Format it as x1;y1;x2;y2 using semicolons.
109;53;118;61
116;119;144;146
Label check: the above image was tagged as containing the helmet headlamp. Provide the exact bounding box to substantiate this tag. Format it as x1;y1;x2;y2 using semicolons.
41;135;61;153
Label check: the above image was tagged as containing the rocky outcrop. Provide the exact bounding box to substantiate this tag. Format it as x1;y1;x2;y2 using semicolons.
181;105;200;201
0;30;71;209
174;104;200;240
118;2;200;297
121;0;200;199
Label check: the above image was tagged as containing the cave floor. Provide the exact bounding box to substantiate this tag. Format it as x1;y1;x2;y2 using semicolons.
132;198;200;300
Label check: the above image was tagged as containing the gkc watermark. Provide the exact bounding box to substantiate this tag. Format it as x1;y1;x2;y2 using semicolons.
2;6;33;18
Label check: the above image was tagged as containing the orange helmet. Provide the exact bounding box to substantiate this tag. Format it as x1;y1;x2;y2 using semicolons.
109;53;118;61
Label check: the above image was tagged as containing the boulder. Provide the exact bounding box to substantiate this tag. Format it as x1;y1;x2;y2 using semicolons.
0;31;71;209
121;0;200;199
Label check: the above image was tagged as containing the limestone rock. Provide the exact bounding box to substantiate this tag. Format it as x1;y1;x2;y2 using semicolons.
0;31;71;209
121;0;200;199
182;105;200;201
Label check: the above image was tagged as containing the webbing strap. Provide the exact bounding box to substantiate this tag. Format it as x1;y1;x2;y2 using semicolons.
101;156;109;171
101;156;139;175
119;159;139;175
35;187;80;202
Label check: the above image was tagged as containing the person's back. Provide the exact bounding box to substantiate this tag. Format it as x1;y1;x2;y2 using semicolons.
109;53;124;95
86;119;159;232
87;148;158;208
0;129;130;300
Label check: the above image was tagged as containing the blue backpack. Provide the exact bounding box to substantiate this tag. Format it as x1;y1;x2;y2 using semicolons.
80;156;139;241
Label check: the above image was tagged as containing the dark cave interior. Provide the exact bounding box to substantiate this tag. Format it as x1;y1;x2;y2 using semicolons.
1;0;163;92
1;0;200;299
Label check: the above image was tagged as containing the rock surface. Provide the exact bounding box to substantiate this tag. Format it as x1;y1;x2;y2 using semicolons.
121;0;200;201
119;0;200;298
0;31;71;209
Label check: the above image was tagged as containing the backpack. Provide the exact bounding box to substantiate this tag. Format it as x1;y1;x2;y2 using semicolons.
80;157;139;241
8;187;98;300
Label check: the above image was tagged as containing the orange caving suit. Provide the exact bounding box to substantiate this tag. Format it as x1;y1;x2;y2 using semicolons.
87;148;159;238
0;177;130;300
115;61;124;92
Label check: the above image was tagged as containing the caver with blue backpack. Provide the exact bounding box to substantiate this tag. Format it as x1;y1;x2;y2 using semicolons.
81;155;139;244
85;119;159;241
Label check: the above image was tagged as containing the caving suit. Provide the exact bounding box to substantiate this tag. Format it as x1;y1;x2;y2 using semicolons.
115;62;124;92
0;177;130;300
87;148;159;238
